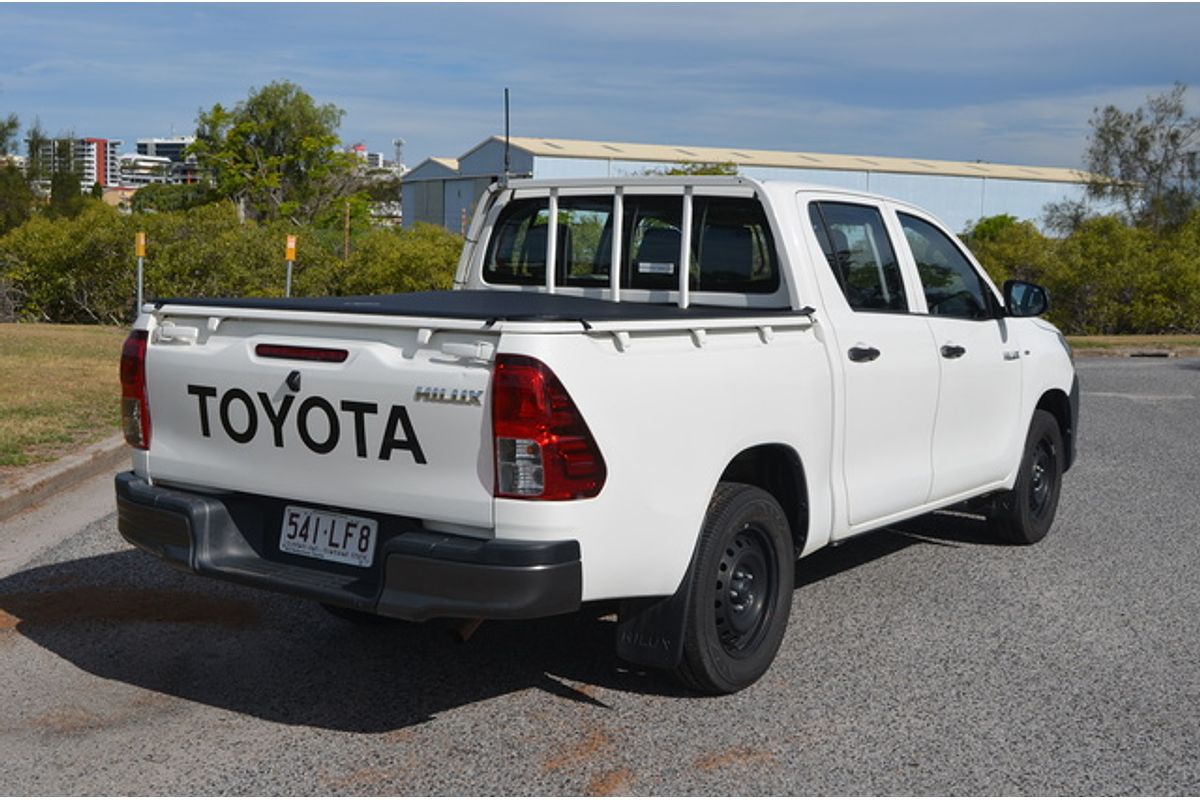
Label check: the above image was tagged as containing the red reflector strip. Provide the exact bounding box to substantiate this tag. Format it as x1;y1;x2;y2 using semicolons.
255;344;348;363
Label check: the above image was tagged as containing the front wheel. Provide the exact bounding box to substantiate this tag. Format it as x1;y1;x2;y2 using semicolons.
989;410;1064;545
674;483;794;694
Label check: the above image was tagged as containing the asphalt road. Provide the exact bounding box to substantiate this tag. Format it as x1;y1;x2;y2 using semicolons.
1;357;1198;795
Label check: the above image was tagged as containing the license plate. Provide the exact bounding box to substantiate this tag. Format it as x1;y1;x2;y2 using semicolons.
279;505;377;568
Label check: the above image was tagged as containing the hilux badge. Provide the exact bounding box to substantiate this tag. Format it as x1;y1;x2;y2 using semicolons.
413;386;484;406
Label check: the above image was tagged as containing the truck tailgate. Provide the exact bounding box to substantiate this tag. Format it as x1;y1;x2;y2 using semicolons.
143;314;496;528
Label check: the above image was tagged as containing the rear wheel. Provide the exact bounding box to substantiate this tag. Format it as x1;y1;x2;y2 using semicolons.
674;483;794;694
989;410;1064;545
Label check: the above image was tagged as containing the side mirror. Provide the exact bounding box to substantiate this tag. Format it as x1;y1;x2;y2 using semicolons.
1003;280;1049;317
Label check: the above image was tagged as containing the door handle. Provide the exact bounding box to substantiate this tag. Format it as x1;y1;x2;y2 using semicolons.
940;344;967;359
848;345;881;363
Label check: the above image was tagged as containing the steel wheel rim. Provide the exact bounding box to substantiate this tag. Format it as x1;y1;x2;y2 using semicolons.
714;526;775;656
1028;437;1057;519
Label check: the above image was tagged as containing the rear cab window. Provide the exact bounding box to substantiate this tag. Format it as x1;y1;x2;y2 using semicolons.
808;201;909;313
482;193;782;297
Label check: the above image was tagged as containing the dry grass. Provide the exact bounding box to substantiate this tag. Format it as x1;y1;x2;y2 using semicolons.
1067;334;1200;350
0;323;126;468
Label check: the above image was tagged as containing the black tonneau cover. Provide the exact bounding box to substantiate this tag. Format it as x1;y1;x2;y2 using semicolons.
155;290;806;324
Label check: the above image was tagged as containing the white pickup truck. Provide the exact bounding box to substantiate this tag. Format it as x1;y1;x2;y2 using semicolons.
116;176;1078;693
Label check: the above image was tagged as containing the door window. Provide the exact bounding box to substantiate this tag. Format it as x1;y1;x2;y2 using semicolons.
809;202;908;312
898;213;994;320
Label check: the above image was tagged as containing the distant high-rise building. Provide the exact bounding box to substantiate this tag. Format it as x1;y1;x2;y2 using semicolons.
82;138;122;188
119;154;173;187
349;143;386;170
136;136;195;163
26;137;123;189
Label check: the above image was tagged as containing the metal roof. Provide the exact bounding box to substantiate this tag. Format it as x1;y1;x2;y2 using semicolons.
401;156;461;182
499;136;1091;185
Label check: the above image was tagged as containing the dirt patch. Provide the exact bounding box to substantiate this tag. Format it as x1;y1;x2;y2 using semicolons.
28;692;177;736
0;586;260;630
322;766;397;793
694;746;776;771
542;729;613;772
586;768;633;796
29;707;108;734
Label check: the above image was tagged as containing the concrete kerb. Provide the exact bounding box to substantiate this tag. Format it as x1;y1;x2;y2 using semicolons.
0;435;128;523
1073;346;1200;359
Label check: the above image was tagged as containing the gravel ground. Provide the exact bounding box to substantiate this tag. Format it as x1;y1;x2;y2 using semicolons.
0;357;1198;795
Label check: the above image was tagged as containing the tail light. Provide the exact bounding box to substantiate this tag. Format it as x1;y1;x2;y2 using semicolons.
492;355;606;500
120;330;151;449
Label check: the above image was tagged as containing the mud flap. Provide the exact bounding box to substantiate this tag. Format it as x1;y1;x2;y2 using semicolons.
615;542;702;669
615;590;691;669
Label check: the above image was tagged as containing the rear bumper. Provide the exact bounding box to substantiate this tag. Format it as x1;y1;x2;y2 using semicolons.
115;472;582;621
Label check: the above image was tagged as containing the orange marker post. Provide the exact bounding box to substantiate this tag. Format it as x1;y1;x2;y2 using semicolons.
135;232;147;313
285;235;297;297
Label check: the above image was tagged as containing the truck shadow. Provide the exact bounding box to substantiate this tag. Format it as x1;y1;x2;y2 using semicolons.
0;511;995;732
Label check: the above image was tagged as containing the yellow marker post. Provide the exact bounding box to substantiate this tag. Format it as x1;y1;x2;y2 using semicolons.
135;232;146;314
285;235;297;297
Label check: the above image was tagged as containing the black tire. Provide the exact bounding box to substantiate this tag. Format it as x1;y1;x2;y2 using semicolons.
674;483;794;694
989;410;1064;545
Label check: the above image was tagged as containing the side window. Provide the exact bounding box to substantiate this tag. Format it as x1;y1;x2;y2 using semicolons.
809;202;908;312
624;195;780;293
898;213;993;320
484;197;614;287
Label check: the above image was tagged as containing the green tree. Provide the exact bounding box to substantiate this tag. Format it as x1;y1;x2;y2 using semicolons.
130;182;217;214
190;80;360;224
0;113;33;235
1083;83;1200;232
643;161;739;176
0;165;33;235
0;113;19;155
962;214;1054;286
48;168;85;219
23;118;50;187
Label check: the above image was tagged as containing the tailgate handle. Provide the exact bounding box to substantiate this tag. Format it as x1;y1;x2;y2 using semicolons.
440;341;496;361
155;323;199;344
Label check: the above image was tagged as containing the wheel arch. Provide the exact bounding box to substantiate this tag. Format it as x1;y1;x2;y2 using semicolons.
719;444;809;556
1036;386;1076;472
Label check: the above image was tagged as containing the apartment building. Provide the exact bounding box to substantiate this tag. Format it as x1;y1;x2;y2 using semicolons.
25;136;123;189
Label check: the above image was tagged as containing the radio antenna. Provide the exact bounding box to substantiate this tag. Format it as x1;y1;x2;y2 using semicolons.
501;87;511;188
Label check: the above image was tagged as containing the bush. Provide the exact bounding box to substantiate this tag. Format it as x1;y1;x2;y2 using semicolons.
6;195;1194;335
965;212;1200;334
0;202;137;323
0;202;464;324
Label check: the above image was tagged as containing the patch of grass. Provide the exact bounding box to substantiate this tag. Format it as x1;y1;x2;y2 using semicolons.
1067;334;1200;350
0;323;127;469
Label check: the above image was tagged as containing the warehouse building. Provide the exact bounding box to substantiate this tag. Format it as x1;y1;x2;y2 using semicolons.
402;136;1094;234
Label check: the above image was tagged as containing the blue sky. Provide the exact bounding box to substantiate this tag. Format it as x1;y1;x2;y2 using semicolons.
1;2;1197;170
